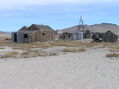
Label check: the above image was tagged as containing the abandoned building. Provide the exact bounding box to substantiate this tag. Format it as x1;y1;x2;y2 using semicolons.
62;32;73;40
60;29;88;41
56;16;91;41
12;24;55;43
54;30;63;41
102;31;118;42
92;31;118;42
83;30;90;39
73;30;83;40
92;32;104;42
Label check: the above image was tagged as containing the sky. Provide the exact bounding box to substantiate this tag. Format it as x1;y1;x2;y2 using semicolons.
0;0;119;32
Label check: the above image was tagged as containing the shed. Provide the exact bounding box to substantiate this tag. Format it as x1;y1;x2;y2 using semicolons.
92;31;118;42
73;30;83;40
62;32;73;40
102;31;118;42
83;30;90;39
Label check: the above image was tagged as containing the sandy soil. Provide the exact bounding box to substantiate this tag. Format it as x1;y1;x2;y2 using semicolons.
0;47;118;89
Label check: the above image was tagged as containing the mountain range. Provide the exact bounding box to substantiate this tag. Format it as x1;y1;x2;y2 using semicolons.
62;23;119;35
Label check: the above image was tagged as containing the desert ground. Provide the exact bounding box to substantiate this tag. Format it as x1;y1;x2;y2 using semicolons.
0;35;119;89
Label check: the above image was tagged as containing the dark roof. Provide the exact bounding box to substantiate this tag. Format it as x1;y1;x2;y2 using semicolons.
18;24;54;32
63;32;73;34
31;24;54;31
18;26;28;31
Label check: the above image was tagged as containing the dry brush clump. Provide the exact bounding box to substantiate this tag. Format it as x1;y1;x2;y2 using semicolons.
62;48;78;52
12;43;34;50
108;43;119;52
20;49;46;58
109;48;119;52
48;52;59;56
62;48;87;53
106;53;119;57
35;42;52;48
78;48;87;52
0;47;5;49
0;51;19;58
20;50;58;58
12;46;33;51
0;34;12;46
11;42;53;51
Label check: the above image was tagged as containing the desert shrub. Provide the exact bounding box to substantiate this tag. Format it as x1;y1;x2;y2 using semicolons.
106;53;119;57
21;51;30;56
20;50;46;58
109;48;119;52
12;47;25;50
62;48;87;53
0;47;5;49
48;52;58;56
78;48;87;52
0;51;19;58
62;48;78;52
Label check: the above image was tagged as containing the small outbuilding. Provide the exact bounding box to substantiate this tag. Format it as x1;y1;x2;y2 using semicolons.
83;30;90;39
73;30;83;40
92;31;118;42
102;31;118;42
62;32;73;40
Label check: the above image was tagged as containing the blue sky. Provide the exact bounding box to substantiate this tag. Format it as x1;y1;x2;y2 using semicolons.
0;0;119;32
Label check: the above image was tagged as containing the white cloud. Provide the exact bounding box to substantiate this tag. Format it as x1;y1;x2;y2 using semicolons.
0;0;118;10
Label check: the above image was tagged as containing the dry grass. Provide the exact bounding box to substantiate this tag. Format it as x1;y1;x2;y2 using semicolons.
62;48;78;52
51;41;113;48
20;49;46;58
0;51;19;58
78;48;87;52
109;48;119;52
1;38;119;59
62;48;87;53
0;38;117;49
0;37;118;48
0;35;11;46
12;47;25;50
11;42;52;51
20;48;59;58
0;47;5;49
106;53;119;57
48;52;59;56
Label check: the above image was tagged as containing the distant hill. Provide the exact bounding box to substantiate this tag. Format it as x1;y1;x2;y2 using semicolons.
0;31;10;38
62;23;119;35
0;31;10;35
